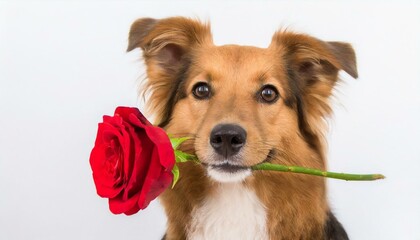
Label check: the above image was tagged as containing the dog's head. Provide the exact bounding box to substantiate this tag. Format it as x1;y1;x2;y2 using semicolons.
128;17;357;183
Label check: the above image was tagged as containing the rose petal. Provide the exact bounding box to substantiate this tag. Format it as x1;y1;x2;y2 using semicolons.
90;124;123;198
143;126;175;170
91;107;175;215
91;145;124;198
120;121;139;183
97;124;125;171
123;109;174;170
127;114;175;170
141;170;173;209
122;129;153;199
103;115;123;127
137;146;173;209
127;113;153;130
90;118;130;198
123;204;141;216
108;191;140;215
115;107;152;127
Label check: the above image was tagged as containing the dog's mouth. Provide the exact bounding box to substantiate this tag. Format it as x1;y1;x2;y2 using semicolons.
203;149;275;182
209;163;250;173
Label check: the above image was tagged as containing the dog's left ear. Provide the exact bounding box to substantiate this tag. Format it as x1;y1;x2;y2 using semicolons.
270;31;358;84
270;31;358;151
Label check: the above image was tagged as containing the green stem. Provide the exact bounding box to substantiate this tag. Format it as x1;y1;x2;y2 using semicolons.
251;163;385;181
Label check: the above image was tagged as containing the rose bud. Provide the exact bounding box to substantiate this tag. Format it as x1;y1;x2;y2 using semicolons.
90;107;175;215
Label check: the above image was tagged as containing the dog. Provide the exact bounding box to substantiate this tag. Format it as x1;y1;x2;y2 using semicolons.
127;17;357;240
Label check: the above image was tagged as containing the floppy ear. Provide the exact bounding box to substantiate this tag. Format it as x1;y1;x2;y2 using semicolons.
127;17;212;126
270;31;358;153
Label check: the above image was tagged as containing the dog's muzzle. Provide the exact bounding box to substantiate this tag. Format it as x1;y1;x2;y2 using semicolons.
206;124;251;182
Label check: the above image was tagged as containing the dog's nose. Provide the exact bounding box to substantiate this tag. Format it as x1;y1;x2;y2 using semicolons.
210;124;247;158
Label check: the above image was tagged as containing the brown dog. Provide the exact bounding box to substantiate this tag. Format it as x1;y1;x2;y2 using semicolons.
127;17;357;240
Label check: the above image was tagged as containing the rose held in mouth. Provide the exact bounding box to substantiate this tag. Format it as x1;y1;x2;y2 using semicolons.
89;107;384;215
90;107;175;215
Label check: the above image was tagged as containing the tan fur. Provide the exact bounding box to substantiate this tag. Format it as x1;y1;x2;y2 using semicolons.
127;17;357;240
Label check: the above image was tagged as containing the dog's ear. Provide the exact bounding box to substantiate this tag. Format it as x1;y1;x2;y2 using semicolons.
270;31;358;153
127;17;212;67
127;17;212;125
270;31;357;85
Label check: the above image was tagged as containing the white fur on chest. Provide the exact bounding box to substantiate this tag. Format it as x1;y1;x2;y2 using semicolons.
187;183;268;240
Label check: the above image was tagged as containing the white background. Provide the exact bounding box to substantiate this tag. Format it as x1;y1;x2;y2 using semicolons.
1;1;419;239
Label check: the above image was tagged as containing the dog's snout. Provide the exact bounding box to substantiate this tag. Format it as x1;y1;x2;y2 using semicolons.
210;124;247;158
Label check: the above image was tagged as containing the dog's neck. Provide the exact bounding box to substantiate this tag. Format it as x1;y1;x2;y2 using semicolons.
187;182;268;240
161;164;327;239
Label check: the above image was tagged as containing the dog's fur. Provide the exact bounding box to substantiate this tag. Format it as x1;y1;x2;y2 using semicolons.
127;17;357;240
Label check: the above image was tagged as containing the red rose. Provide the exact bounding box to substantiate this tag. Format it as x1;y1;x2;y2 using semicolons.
90;107;175;215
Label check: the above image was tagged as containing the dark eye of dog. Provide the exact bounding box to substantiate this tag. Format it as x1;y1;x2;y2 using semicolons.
192;82;211;99
260;85;279;103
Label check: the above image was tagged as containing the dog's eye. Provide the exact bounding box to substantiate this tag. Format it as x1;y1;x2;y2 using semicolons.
260;85;279;103
192;82;211;99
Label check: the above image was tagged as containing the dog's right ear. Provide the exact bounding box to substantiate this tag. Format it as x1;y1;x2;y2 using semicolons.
127;17;212;69
127;17;212;125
